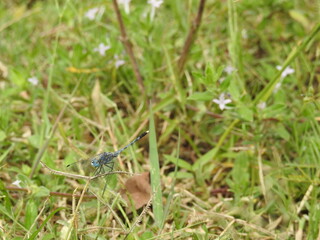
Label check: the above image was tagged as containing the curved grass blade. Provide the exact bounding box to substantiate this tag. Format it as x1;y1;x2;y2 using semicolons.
149;107;164;227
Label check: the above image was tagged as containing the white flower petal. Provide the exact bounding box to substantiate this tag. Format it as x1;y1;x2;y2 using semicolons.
213;93;232;111
276;65;295;79
94;43;111;56
148;0;164;8
257;102;266;109
224;65;236;75
273;82;282;93
12;180;22;188
85;7;104;20
224;99;232;104
219;104;226;110
115;59;125;68
28;77;39;85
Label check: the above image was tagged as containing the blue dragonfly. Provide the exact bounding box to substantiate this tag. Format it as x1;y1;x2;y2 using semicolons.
67;131;149;195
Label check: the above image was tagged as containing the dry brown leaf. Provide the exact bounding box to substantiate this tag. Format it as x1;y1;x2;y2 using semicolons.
120;172;151;211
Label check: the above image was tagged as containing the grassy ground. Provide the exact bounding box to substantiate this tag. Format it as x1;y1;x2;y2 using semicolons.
1;0;320;239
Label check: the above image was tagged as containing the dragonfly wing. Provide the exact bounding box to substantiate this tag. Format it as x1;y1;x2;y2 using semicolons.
66;158;94;176
66;152;107;175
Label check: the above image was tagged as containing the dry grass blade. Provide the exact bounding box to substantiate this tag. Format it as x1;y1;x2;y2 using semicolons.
124;190;154;239
66;180;90;240
177;0;207;75
257;146;266;200
218;219;235;238
210;212;277;238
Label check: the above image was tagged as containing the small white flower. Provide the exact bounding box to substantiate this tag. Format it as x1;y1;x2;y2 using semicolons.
94;43;111;56
118;0;131;14
224;65;237;75
257;102;266;110
12;180;22;188
212;93;232;110
85;7;104;20
276;65;295;79
28;77;39;85
148;0;164;20
114;55;125;68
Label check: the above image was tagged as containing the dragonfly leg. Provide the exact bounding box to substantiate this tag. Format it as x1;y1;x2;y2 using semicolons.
105;162;114;172
101;162;114;197
101;167;108;197
94;166;103;176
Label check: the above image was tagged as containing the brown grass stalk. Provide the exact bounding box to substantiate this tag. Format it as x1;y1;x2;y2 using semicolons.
112;0;144;93
177;0;207;75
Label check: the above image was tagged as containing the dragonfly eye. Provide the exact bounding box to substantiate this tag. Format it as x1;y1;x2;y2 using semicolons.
91;160;99;167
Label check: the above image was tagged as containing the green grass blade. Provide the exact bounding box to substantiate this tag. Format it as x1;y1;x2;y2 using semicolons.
254;22;320;104
149;104;164;227
160;129;181;232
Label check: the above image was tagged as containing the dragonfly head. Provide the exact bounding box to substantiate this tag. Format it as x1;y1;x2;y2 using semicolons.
91;159;100;168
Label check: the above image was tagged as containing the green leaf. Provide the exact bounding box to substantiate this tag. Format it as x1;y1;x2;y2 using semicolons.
25;200;37;229
9;68;27;87
237;105;254;122
33;186;50;198
193;148;218;171
164;155;192;171
192;71;205;84
289;10;310;29
205;64;225;85
264;104;286;118
276;124;291;141
228;152;250;199
220;76;231;91
28;135;41;148
228;77;241;101
187;92;212;101
204;64;214;84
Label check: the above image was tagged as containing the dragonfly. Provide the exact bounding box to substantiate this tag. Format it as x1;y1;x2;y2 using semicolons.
67;130;149;195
